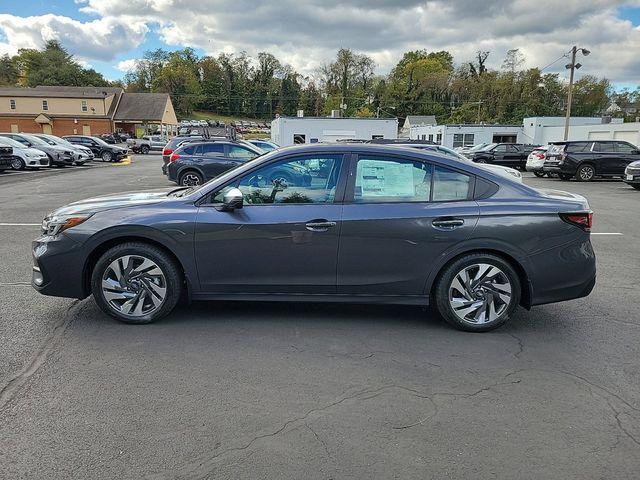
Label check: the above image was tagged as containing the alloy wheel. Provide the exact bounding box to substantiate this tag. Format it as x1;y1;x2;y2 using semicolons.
11;157;24;170
578;165;595;181
181;173;202;186
448;263;512;325
101;255;167;317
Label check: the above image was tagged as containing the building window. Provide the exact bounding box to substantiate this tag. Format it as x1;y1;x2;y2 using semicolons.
9;99;16;110
372;134;383;140
428;134;434;142
454;133;474;148
42;100;49;111
436;133;442;144
81;100;88;112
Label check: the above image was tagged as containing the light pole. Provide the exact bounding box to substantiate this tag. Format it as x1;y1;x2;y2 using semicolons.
563;46;590;141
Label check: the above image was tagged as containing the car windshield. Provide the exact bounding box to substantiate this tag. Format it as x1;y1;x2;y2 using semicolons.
0;136;27;149
22;135;50;146
468;143;489;152
479;143;498;151
42;135;75;148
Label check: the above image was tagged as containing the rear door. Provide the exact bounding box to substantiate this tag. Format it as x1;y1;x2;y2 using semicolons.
337;153;479;296
592;141;618;174
199;143;229;179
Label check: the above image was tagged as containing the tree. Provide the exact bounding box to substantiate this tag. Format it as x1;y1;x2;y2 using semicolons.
152;50;202;116
502;49;525;73
0;54;18;86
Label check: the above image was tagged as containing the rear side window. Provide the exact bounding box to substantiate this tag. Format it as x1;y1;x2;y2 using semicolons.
354;156;432;203
180;145;197;155
593;142;614;153
566;142;592;153
432;166;473;201
202;143;224;154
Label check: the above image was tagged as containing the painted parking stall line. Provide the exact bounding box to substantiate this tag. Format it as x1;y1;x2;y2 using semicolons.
591;232;624;236
0;223;41;226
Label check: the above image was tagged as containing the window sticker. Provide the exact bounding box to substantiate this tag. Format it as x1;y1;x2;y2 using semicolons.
357;160;416;197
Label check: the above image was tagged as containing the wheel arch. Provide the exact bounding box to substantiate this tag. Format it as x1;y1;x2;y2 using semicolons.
82;234;191;302
177;167;205;184
425;247;533;309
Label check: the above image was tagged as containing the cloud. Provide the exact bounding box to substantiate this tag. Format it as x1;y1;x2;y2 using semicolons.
1;1;640;83
116;58;139;72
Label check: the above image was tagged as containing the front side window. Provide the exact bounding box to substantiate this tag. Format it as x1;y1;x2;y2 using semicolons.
614;142;636;154
216;154;342;205
354;156;432;203
493;144;507;153
42;100;48;111
228;145;258;159
506;144;519;153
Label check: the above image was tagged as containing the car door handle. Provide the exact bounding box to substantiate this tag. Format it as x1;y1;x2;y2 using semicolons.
432;218;465;229
305;219;337;231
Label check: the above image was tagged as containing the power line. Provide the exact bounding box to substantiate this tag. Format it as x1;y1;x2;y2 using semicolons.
540;52;570;72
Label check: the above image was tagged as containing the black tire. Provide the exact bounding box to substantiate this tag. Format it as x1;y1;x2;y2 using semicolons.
631;184;640;190
179;170;204;186
140;145;150;154
533;171;545;178
559;174;572;181
10;157;25;170
475;158;487;164
101;151;113;162
91;242;182;324
433;253;521;332
575;163;595;182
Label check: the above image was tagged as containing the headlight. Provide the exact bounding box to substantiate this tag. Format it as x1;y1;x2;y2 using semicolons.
41;214;93;236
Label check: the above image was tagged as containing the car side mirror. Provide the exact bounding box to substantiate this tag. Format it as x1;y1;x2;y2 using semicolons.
216;187;244;211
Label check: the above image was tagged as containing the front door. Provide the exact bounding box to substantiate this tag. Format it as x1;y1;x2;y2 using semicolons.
194;153;347;293
337;154;479;296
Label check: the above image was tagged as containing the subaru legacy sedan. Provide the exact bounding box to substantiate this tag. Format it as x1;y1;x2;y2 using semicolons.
32;144;596;332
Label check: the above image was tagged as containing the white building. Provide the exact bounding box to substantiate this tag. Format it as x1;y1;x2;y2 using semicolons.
271;116;398;146
409;116;640;148
400;115;437;137
410;123;522;148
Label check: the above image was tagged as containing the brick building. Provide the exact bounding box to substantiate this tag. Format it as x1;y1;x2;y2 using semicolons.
0;86;178;137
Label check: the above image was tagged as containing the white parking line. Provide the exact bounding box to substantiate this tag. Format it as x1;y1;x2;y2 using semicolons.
0;223;40;226
591;232;624;235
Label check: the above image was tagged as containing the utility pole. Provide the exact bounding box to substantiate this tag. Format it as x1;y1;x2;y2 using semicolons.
563;46;590;141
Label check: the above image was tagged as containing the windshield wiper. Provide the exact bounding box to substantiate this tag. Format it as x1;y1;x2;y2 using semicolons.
167;186;192;197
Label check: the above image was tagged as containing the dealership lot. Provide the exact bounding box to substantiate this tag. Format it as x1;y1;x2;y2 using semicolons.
0;155;639;479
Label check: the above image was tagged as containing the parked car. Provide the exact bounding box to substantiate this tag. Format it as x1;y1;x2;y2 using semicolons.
0;133;74;166
167;140;264;186
32;144;596;332
127;135;168;154
247;139;279;152
63;135;128;162
623;160;640;190
0;136;49;170
544;140;640;181
457;143;490;156
99;133;118;144
0;144;13;172
33;134;94;165
471;143;535;169
376;142;523;183
525;146;549;177
161;135;205;174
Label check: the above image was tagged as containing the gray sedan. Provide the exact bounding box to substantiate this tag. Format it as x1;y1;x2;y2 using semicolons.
32;144;595;332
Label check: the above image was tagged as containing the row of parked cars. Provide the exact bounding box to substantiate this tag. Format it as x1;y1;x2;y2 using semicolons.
456;140;640;189
0;132;129;172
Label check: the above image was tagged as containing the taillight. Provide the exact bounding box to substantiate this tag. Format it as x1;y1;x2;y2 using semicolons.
535;152;545;159
169;153;180;163
163;147;173;156
560;212;593;232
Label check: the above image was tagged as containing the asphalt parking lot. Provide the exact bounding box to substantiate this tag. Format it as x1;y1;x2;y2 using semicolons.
0;155;639;479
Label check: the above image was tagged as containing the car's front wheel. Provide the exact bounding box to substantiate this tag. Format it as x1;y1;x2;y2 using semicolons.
101;151;113;162
11;157;25;170
91;242;182;324
533;171;545;178
434;253;521;332
140;145;150;154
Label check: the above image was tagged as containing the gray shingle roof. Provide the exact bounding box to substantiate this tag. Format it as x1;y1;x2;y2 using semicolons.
0;87;113;98
113;93;170;122
404;115;437;126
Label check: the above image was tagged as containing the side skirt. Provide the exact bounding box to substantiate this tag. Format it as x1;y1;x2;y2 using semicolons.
191;292;429;306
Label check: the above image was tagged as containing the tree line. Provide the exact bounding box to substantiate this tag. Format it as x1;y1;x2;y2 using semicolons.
1;40;638;124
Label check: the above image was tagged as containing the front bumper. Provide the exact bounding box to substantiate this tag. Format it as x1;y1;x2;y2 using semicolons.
623;168;640;185
32;234;88;299
25;155;50;167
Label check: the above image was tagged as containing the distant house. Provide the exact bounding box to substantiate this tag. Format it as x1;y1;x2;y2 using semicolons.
400;115;437;136
0;86;178;137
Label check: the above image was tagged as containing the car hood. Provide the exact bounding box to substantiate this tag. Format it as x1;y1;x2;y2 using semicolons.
50;189;176;216
628;160;640;168
26;147;47;156
476;163;523;182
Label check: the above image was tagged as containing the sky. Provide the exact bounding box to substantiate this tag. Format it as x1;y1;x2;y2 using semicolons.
0;0;639;90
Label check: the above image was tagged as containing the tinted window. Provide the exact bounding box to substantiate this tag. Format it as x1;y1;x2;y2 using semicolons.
226;154;342;204
614;142;636;153
432;166;473;202
354;156;432;203
566;142;592;153
202;143;224;155
506;145;519;153
229;145;258;159
593;142;614;153
180;145;198;155
493;145;507;153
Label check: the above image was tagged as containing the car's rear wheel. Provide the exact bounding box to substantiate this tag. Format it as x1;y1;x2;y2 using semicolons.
101;151;113;162
533;171;545;178
11;157;25;170
576;164;595;182
179;170;203;186
434;253;521;332
632;184;640;190
140;145;150;154
91;242;182;324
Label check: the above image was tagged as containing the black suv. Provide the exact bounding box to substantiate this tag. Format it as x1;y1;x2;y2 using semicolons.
167;140;263;186
544;140;640;181
63;135;128;162
471;143;535;169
